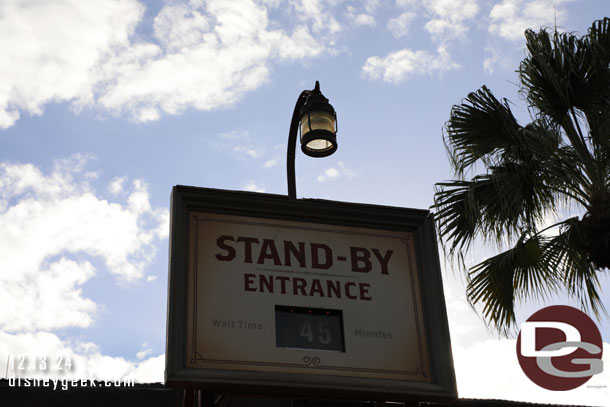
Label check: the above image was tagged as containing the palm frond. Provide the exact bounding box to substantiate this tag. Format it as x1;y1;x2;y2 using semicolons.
548;218;607;317
520;28;574;122
444;86;520;174
466;231;563;336
519;23;607;178
466;217;608;337
583;18;610;156
588;17;610;64
434;152;565;256
541;144;591;206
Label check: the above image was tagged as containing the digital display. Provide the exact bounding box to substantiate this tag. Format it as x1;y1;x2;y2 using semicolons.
275;306;345;352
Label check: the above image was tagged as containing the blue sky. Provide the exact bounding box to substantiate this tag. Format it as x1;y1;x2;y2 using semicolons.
0;0;609;404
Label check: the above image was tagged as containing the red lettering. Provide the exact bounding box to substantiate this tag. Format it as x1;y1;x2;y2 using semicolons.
311;243;333;270
284;241;306;267
276;276;290;294
309;279;325;297
244;274;256;292
350;247;371;273
259;274;274;293
292;277;307;296
359;283;372;301
372;249;393;275
326;280;341;298
237;236;259;263
244;273;372;301
345;282;357;299
257;239;281;265
215;235;236;261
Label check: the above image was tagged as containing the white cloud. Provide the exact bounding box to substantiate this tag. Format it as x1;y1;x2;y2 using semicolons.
362;46;459;83
0;0;334;128
364;0;380;14
489;0;568;41
395;0;417;6
371;0;477;83
265;24;326;61
262;158;279;168
353;14;376;27
108;176;127;196
214;130;266;159
152;2;210;52
292;0;342;37
393;0;479;44
0;0;143;129
0;157;168;383
136;343;153;360
233;145;264;158
422;0;479;43
483;45;511;74
387;12;416;38
318;167;339;182
0;258;97;333
98;0;282;120
261;144;284;169
131;354;165;383
317;161;354;182
345;6;375;27
0;157;167;332
243;180;266;192
219;130;246;140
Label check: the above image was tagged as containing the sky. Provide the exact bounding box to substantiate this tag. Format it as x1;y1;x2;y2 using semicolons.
0;0;609;404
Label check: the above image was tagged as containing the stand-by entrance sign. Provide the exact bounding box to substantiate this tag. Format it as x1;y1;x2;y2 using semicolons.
166;186;457;403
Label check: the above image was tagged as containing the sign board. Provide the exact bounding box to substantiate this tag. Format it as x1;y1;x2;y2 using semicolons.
166;186;457;403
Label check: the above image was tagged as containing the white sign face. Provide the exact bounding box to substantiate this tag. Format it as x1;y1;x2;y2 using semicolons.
186;212;430;382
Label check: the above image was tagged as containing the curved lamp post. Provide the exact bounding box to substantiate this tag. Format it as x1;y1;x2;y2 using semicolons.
287;81;338;199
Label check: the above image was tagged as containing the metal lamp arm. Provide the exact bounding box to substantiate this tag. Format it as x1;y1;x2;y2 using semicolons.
287;90;310;199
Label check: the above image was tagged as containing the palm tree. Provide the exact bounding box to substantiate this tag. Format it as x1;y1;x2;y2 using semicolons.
433;17;610;335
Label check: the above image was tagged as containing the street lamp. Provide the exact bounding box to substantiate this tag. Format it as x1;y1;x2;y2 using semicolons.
287;81;337;199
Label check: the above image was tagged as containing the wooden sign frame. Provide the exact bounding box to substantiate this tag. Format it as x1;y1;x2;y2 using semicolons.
165;185;457;403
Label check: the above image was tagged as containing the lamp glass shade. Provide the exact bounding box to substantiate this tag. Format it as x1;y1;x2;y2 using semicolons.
305;138;333;152
301;109;335;134
300;109;336;154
